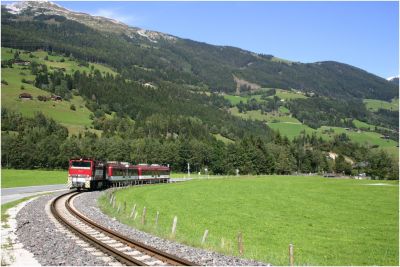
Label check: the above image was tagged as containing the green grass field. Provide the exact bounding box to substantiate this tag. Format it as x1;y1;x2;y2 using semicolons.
1;169;67;188
275;89;307;100
268;122;315;139
363;98;399;112
99;176;398;265
2;48;117;76
222;89;306;106
0;47;115;135
230;107;300;123
268;123;398;157
213;133;235;144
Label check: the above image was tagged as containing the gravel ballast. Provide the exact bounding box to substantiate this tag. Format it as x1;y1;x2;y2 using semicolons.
16;192;111;266
74;190;269;266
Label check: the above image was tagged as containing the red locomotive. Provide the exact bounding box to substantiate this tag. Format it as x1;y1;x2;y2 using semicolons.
68;158;170;190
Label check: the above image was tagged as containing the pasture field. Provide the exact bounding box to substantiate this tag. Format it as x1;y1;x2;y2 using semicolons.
223;89;306;106
99;176;398;265
275;89;307;100
229;107;300;123
223;95;249;105
267;123;398;157
268;122;315;140
213;133;235;144
1;169;67;188
0;47;114;134
1;48;117;76
363;98;399;112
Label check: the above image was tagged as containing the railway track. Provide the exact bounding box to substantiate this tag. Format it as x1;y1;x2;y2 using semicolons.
50;191;194;266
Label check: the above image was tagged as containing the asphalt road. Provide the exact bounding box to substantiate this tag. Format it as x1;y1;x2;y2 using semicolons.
1;184;68;204
1;179;192;204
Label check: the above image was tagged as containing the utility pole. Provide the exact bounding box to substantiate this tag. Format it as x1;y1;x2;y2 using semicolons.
187;162;190;177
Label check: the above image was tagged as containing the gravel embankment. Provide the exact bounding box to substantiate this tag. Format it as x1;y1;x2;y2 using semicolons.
74;190;269;266
16;192;110;266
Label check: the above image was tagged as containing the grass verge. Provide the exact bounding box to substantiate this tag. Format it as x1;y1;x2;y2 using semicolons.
1;193;48;227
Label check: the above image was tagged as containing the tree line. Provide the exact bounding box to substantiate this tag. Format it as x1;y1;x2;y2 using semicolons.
2;109;398;180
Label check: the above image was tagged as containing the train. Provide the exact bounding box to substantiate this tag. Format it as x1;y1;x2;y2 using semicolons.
67;158;170;190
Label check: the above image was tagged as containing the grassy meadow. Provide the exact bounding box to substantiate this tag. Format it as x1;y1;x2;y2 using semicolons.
1;47;117;135
363;98;399;112
99;176;399;265
223;89;307;106
1;169;67;188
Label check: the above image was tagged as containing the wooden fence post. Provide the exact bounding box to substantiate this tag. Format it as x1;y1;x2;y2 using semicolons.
237;232;243;256
289;243;294;266
123;201;126;212
133;211;138;221
155;211;159;227
117;203;121;213
220;237;225;249
201;229;209;245
130;204;136;218
171;216;178;238
141;207;147;225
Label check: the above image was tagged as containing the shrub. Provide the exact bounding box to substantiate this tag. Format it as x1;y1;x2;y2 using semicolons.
1;79;8;85
20;85;25;90
37;95;48;101
70;104;76;111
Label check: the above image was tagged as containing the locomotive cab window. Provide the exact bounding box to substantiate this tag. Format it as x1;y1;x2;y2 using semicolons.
71;161;91;169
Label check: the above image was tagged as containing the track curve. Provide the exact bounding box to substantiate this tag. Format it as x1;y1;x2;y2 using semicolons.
51;191;194;266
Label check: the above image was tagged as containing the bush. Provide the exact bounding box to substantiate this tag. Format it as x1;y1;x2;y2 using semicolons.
71;89;80;96
70;104;76;111
60;58;65;62
37;95;48;101
1;79;8;85
21;78;33;84
20;85;25;90
44;55;48;60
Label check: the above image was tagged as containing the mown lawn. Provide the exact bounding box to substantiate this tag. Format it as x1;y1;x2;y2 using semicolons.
1;169;67;188
99;176;399;265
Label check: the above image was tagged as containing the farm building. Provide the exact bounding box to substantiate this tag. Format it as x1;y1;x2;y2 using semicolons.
19;93;33;100
51;95;62;101
14;59;31;66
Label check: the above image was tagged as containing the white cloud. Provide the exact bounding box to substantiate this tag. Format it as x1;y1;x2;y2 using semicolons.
92;8;141;25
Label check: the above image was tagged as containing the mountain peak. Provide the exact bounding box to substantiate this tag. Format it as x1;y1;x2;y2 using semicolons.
4;1;176;43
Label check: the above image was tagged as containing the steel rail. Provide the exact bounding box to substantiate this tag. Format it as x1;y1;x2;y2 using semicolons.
51;191;194;266
66;193;194;266
51;192;144;265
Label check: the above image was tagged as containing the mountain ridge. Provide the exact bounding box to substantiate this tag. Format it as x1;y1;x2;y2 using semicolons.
2;1;398;100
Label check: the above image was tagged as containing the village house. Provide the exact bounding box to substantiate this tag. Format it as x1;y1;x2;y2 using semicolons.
51;95;62;101
19;92;33;100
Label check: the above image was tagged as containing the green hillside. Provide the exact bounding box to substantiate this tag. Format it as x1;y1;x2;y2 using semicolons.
2;4;398;100
1;3;398;178
1;47;117;134
364;98;399;112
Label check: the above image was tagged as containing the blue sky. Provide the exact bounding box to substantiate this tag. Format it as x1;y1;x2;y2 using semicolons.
37;1;400;78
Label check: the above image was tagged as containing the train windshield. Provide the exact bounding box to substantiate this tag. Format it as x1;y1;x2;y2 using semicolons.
71;161;91;169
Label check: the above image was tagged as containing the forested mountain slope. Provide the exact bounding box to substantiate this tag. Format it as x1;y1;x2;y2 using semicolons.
1;2;398;179
1;1;398;100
